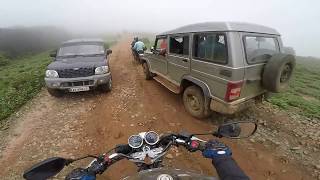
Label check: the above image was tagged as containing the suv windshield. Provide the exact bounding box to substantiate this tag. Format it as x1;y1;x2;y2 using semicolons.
57;44;105;57
244;36;279;64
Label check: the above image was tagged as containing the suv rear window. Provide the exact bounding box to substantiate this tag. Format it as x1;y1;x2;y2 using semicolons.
193;33;227;64
244;36;279;64
169;36;189;56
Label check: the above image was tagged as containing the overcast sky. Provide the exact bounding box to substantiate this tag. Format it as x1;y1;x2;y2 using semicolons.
0;0;319;57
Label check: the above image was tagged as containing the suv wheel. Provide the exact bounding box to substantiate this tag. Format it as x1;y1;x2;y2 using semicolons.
142;62;153;80
183;86;211;119
262;54;296;92
47;88;63;97
100;78;112;92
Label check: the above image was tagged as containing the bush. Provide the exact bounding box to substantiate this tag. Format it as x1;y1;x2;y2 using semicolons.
104;40;117;49
0;52;51;121
141;37;153;49
0;53;9;66
0;58;9;67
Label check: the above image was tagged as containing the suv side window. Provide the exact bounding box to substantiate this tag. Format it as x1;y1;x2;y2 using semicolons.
193;33;227;64
244;36;279;64
169;35;189;56
155;37;168;51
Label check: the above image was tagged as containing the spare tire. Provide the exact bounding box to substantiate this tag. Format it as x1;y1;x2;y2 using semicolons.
262;53;295;93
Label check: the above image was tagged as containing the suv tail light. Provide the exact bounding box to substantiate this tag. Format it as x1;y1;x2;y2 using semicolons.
225;81;243;102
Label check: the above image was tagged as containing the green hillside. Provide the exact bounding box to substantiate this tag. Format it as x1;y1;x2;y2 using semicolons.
0;53;51;121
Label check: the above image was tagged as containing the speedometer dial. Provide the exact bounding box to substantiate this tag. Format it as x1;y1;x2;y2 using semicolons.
145;131;159;145
128;135;143;148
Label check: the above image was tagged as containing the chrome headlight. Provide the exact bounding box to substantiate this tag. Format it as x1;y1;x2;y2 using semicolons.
45;70;59;78
95;66;109;75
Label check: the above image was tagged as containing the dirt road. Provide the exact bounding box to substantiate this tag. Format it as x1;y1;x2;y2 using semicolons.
0;39;317;180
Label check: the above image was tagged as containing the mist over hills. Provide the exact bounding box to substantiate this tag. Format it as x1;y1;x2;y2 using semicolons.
0;26;70;58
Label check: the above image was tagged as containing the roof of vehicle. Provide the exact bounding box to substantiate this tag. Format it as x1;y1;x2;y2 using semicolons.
62;38;104;45
158;22;280;36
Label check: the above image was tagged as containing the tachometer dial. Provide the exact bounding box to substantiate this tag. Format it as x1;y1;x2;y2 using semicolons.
145;131;159;145
128;135;143;148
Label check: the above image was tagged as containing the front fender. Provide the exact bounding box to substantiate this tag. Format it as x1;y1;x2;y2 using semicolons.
140;56;153;70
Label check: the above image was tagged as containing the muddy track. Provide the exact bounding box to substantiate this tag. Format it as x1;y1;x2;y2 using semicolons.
0;39;316;180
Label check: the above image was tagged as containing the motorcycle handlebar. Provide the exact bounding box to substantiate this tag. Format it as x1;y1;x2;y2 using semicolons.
84;134;208;176
109;135;207;163
114;134;208;154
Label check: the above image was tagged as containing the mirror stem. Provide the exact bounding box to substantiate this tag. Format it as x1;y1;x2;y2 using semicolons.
65;155;99;166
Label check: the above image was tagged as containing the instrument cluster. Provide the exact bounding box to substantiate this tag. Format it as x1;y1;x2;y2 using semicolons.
128;131;159;149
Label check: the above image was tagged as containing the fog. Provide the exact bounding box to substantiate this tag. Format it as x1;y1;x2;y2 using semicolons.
0;0;319;57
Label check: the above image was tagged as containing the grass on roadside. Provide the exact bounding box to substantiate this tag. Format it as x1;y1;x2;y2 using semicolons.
141;37;153;49
0;52;51;121
269;57;320;119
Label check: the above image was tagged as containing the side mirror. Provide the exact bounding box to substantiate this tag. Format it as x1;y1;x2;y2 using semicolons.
217;121;257;139
49;50;57;58
23;157;68;180
106;49;112;56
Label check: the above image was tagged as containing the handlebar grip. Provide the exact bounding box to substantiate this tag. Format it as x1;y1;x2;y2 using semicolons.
115;144;132;154
187;140;207;152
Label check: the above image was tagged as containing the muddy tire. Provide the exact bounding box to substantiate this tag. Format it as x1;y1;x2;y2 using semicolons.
142;62;153;80
100;78;112;92
262;54;295;93
183;86;211;119
47;88;63;97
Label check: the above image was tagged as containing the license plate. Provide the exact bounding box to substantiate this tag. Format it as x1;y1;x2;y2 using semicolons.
69;86;90;92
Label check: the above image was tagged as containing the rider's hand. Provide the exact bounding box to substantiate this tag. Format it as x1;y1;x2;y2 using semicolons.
65;168;96;180
202;140;232;159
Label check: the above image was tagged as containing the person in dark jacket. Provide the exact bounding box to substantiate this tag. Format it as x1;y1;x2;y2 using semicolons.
203;140;250;180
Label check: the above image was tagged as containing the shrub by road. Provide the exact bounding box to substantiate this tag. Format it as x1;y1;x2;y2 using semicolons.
0;52;51;122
